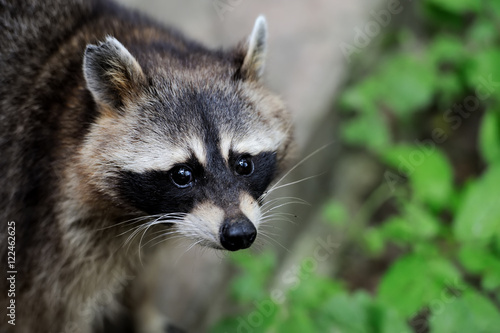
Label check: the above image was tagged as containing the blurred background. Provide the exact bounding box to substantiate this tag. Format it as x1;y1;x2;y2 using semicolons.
118;0;500;332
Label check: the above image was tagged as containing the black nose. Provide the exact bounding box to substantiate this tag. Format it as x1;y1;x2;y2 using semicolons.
219;217;257;251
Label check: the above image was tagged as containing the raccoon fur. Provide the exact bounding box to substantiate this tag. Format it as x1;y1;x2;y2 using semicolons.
0;0;294;332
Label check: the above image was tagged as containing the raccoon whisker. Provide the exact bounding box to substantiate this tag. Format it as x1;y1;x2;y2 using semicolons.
147;234;188;249
258;231;291;254
119;218;184;249
259;196;310;210
137;217;188;256
260;213;297;221
128;221;163;259
260;211;297;221
173;220;208;243
123;224;150;248
259;143;331;203
186;214;218;243
260;215;294;225
148;228;178;236
258;223;283;232
260;217;296;226
261;200;310;216
153;219;194;228
261;173;324;201
185;239;203;254
256;227;280;237
116;213;186;237
263;196;310;208
252;239;266;253
261;210;297;217
97;214;164;231
260;213;295;223
174;239;205;266
140;229;184;249
123;213;185;251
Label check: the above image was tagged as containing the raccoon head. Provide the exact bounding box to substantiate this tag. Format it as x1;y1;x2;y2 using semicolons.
80;17;293;251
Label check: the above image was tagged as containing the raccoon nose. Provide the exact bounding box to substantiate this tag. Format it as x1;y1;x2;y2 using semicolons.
219;217;257;251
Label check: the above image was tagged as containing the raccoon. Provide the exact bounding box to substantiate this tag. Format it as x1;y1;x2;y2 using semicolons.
0;0;293;332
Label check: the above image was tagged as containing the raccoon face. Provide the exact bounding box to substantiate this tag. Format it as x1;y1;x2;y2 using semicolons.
80;17;293;251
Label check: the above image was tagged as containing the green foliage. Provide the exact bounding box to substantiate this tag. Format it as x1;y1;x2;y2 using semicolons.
378;252;462;317
212;0;500;332
480;109;500;164
426;0;481;14
229;251;277;303
428;290;500;332
381;145;453;210
323;200;349;227
454;165;500;245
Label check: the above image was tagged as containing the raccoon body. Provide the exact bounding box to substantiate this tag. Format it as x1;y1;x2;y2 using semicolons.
0;0;293;332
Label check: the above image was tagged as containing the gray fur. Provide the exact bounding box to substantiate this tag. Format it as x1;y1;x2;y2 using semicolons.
83;36;146;109
0;1;293;332
242;15;268;79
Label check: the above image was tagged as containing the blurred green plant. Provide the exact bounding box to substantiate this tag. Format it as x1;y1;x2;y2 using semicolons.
211;0;500;331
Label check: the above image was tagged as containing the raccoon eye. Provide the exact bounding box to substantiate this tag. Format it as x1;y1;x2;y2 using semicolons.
170;165;193;188
234;155;254;176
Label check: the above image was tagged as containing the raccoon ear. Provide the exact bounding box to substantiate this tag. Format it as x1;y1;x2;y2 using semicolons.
83;36;146;110
238;15;268;81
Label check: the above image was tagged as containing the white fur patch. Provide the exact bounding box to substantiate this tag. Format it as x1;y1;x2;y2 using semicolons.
232;134;279;156
219;132;232;162
85;117;208;173
219;130;285;163
113;145;190;173
242;15;268;78
239;192;261;227
184;202;225;247
187;135;207;166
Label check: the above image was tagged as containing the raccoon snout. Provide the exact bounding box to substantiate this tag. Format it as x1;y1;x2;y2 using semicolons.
219;217;257;251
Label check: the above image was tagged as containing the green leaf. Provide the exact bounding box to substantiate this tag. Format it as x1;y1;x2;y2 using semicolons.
340;79;379;113
341;54;436;118
458;245;500;291
341;114;390;151
402;201;441;239
381;216;414;245
454;165;500;245
467;19;498;49
377;55;436;116
229;251;276;303
479;109;500;164
382;203;442;245
429;290;500;332
376;306;413;333
483;271;500;291
363;228;386;256
425;0;480;14
435;72;464;105
428;35;466;66
378;253;462;317
381;145;453;210
323;201;348;227
323;291;373;333
486;0;500;21
287;274;343;309
209;317;241;333
278;307;316;333
465;49;500;90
